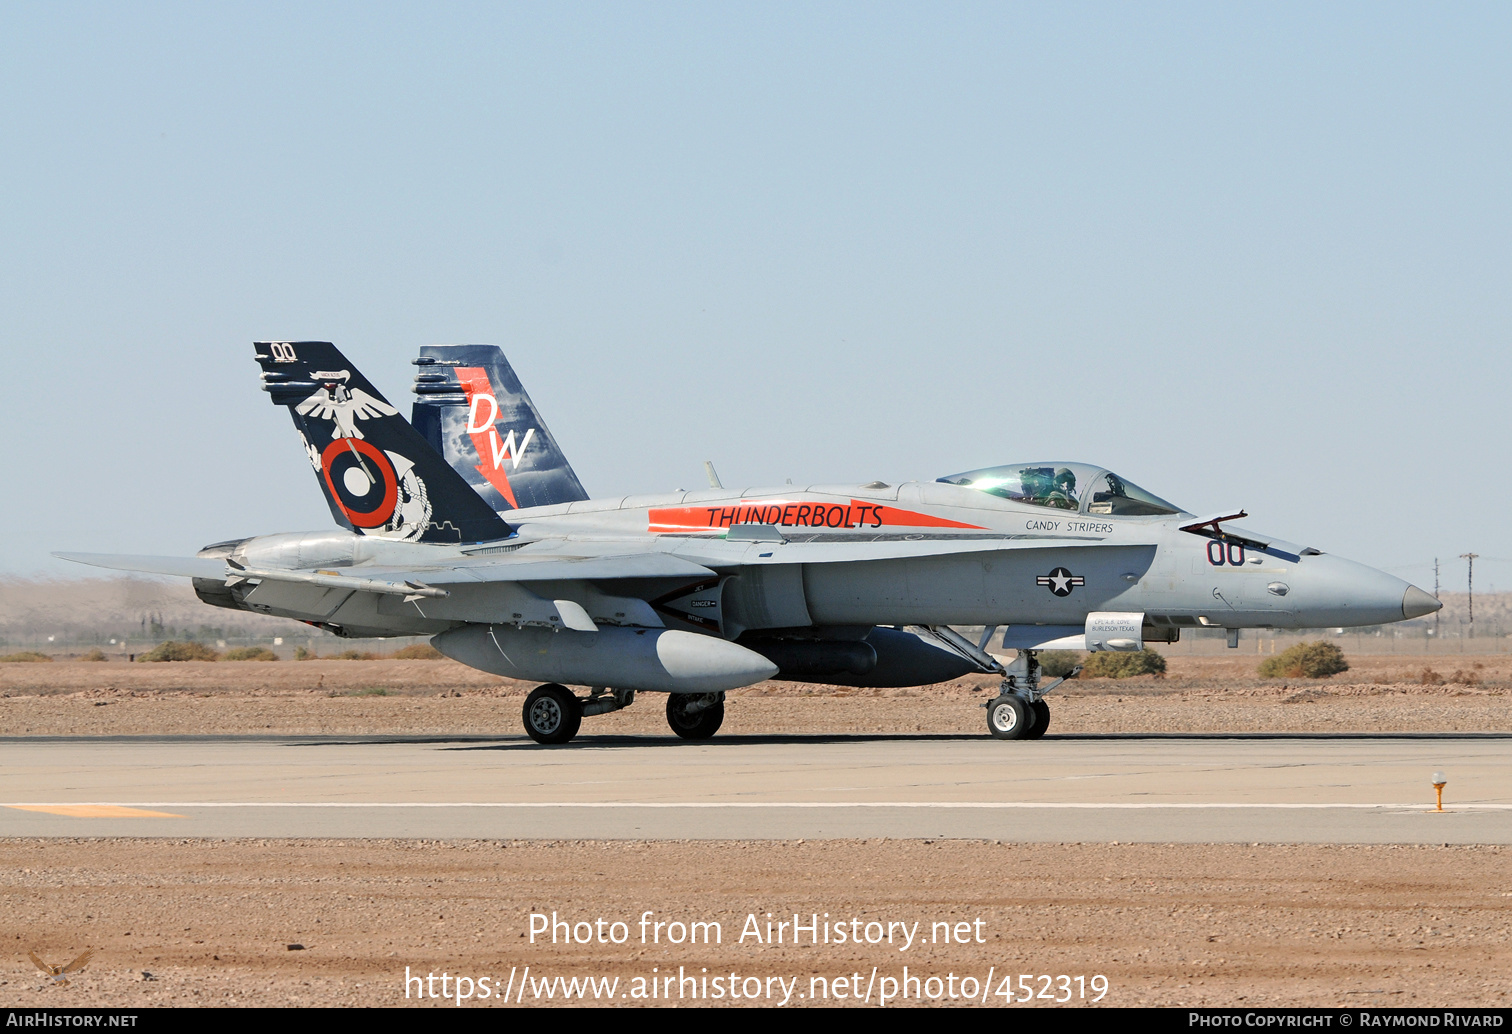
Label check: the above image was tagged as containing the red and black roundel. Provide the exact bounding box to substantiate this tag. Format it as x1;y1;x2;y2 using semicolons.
321;438;398;528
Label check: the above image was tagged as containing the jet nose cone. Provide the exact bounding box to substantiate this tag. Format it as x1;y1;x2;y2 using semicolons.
1403;586;1442;620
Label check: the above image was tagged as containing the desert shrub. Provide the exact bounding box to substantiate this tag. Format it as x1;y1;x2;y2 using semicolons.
1448;669;1481;687
295;645;400;660
0;651;52;663
80;649;109;662
138;641;219;662
390;643;443;660
1037;650;1083;678
1258;641;1348;679
223;646;280;662
1080;648;1167;679
1420;667;1444;685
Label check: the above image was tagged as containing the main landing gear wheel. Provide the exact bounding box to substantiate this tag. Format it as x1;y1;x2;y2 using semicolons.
522;683;582;745
986;695;1034;740
1024;699;1051;739
666;693;724;740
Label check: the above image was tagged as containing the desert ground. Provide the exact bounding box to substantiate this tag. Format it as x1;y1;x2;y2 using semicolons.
2;653;1509;1008
2;652;1510;736
3;840;1508;1008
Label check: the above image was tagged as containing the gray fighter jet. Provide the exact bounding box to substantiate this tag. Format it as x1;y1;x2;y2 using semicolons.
59;342;1441;744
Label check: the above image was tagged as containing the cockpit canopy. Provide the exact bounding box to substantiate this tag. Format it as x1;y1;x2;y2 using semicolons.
937;462;1186;517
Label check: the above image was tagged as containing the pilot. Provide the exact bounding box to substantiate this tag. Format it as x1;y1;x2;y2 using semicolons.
1045;467;1078;510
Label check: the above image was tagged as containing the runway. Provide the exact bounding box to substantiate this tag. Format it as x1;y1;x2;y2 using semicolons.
3;732;1510;842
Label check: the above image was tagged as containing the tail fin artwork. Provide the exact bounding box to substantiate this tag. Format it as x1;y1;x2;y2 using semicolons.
410;345;589;513
255;341;513;544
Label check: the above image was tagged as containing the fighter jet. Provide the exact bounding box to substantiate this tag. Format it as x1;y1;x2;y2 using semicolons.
58;341;1441;744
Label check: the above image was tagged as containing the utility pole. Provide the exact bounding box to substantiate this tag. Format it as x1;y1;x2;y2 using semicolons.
1433;558;1440;637
1461;553;1478;638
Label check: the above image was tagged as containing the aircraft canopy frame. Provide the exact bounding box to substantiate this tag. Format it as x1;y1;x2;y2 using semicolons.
936;462;1185;517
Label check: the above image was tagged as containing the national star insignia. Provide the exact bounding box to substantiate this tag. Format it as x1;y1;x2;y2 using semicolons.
1036;566;1085;597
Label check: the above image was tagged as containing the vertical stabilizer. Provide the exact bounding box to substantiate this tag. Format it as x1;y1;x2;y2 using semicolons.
411;345;589;513
255;341;513;544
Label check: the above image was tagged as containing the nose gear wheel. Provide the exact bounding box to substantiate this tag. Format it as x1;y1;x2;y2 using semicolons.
986;695;1034;740
1025;698;1051;739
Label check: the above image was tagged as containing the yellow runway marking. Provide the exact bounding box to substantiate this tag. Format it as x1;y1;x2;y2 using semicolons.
6;804;184;818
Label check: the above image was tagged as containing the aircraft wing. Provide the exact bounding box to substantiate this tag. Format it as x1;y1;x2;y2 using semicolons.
61;531;1135;592
343;535;1107;589
351;552;718;584
57;532;1131;589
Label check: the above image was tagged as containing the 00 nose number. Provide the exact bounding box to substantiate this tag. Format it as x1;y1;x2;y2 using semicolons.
1206;541;1245;566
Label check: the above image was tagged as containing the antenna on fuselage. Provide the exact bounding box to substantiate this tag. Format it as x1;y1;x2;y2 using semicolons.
704;461;724;490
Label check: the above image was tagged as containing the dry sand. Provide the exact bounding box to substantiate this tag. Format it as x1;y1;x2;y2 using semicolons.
1;654;1508;736
2;840;1508;1008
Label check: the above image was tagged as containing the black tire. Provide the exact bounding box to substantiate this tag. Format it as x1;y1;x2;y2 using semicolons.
986;695;1032;740
522;684;582;744
666;693;724;740
1024;699;1051;739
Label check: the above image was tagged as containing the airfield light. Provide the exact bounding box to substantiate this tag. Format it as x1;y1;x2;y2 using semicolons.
1432;772;1447;812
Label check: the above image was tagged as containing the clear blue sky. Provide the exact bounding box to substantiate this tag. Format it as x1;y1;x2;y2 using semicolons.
3;2;1509;592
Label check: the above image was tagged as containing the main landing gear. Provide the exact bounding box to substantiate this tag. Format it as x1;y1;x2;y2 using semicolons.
521;684;636;745
665;692;725;740
522;684;581;745
520;685;728;744
984;649;1077;741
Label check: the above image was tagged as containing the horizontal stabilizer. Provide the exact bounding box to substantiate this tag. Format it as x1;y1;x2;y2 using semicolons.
54;553;227;579
55;552;449;599
55;550;716;589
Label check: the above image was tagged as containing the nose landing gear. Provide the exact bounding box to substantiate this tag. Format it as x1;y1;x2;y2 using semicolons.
986;694;1030;738
984;649;1077;740
1027;698;1051;738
